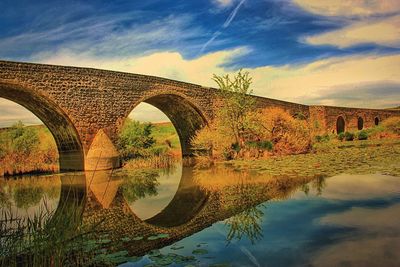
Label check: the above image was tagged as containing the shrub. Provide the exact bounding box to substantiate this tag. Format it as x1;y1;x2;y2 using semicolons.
357;130;368;140
245;140;273;151
337;132;345;141
344;131;355;141
117;118;155;160
382;116;400;135
315;134;330;143
251;107;312;155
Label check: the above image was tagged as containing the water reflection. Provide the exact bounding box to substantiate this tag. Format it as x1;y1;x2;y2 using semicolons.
1;166;399;266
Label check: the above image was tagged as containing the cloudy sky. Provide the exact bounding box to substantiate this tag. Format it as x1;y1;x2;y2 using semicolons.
0;0;399;125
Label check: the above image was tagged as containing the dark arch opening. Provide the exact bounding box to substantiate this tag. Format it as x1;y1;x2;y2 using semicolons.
357;117;364;130
136;94;207;157
375;117;379;126
0;82;84;171
336;116;345;134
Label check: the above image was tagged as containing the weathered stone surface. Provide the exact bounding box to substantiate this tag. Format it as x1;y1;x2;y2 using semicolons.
1;60;399;170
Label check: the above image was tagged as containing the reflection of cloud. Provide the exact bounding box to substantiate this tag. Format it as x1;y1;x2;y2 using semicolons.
312;174;400;201
312;203;400;267
131;167;182;220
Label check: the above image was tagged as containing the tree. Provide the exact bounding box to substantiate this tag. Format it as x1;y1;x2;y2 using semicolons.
117;118;156;160
213;70;255;145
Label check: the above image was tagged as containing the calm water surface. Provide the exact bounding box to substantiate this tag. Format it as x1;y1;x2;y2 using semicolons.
1;164;400;267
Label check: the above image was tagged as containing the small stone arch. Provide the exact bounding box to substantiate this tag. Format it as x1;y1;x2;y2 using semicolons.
0;82;84;171
336;116;345;134
374;117;380;126
357;117;364;130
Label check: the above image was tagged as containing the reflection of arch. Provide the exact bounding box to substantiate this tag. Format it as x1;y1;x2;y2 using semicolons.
125;93;208;157
46;174;87;234
144;167;208;227
0;82;84;171
375;117;379;126
336;116;345;134
86;166;208;228
357;117;364;130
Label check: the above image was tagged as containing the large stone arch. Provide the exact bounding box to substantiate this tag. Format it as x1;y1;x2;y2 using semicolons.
124;92;209;158
0;82;84;171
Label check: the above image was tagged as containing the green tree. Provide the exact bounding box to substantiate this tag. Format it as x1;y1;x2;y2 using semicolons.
213;70;255;145
117;118;156;160
0;121;39;156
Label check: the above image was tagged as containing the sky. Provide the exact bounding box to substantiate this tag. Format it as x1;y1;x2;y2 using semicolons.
0;0;399;125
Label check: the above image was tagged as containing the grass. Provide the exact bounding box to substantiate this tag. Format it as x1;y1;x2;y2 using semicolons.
150;122;181;155
228;138;400;179
1;122;181;176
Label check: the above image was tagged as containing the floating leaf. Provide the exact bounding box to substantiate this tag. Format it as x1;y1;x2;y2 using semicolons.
192;249;208;255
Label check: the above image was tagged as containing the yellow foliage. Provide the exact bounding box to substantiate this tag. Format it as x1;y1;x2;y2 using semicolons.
191;118;235;160
249;107;312;155
382;116;400;135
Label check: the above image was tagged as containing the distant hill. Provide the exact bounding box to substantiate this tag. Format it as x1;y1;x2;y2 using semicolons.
386;106;400;110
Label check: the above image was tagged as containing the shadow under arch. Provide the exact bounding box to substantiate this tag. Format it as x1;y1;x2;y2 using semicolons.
357;116;364;130
129;93;208;157
0;82;84;171
336;116;345;134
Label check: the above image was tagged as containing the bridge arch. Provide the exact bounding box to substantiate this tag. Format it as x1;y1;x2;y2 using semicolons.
124;92;209;157
374;117;380;126
0;82;84;171
357;116;364;130
336;116;345;134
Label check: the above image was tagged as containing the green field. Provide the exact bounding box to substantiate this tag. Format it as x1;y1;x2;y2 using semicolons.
151;122;181;155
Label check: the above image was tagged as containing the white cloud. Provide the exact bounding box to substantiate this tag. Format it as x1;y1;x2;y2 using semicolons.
293;1;400;49
304;15;400;48
213;0;235;8
293;0;400;17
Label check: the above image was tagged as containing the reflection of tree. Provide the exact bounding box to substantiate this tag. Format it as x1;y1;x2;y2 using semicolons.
311;175;326;196
223;179;266;245
0;187;11;207
225;205;264;244
13;186;44;209
122;170;160;203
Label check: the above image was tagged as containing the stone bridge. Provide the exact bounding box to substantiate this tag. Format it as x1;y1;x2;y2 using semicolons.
0;60;399;171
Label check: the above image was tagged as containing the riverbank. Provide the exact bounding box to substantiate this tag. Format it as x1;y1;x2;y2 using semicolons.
225;138;400;178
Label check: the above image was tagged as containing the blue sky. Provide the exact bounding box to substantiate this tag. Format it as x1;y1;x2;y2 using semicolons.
0;0;399;124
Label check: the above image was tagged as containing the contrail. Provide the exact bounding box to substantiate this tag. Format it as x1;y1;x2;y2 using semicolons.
223;0;246;28
239;246;262;267
199;0;246;54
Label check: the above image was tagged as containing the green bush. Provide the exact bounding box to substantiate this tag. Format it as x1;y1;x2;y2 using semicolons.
315;134;330;143
357;130;368;140
337;132;345;141
344;131;355;141
245;140;273;151
117;119;155;160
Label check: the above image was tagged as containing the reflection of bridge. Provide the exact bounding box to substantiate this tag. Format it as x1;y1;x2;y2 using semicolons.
1;60;399;170
53;167;313;256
